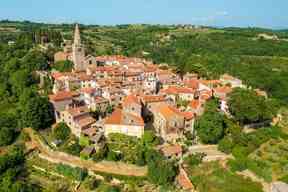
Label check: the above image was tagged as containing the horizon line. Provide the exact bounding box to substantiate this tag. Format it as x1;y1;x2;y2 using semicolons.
1;18;287;30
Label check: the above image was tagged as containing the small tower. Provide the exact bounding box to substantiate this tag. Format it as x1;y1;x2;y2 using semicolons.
72;24;86;71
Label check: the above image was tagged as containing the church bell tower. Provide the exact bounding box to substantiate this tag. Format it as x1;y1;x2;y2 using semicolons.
72;24;86;71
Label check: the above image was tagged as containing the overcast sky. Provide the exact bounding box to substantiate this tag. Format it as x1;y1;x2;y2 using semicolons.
0;0;287;28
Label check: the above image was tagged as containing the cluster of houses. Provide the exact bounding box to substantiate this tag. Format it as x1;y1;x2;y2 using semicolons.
49;25;250;145
47;24;258;191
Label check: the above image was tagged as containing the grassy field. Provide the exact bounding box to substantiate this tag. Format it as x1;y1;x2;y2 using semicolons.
187;161;263;192
249;139;288;181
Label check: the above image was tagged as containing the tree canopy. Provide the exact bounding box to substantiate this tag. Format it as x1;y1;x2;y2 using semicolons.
196;99;225;144
228;88;278;125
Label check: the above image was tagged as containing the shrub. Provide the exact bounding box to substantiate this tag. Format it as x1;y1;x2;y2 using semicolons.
63;141;82;156
148;159;177;185
53;60;73;72
228;159;247;172
280;175;288;184
232;145;250;159
184;153;206;168
56;164;88;181
79;136;90;147
107;150;121;161
218;136;235;154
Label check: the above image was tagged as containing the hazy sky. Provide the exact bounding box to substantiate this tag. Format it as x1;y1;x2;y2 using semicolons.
0;0;287;28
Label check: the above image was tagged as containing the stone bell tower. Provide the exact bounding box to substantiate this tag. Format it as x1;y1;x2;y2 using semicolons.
72;24;86;71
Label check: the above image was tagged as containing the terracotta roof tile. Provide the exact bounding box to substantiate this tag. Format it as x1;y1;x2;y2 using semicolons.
122;95;140;106
160;144;182;157
49;91;73;102
177;167;194;190
105;108;144;126
81;87;96;94
184;79;199;89
105;108;122;124
141;95;166;103
214;86;233;94
161;86;195;95
67;106;89;117
189;100;201;110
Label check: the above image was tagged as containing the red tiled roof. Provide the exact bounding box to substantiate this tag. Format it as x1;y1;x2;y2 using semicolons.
141;95;166;103
105;108;144;126
81;87;96;94
49;91;73;102
189;100;201;109
221;73;236;81
168;105;194;120
122;95;140;106
158;104;178;119
199;90;212;100
161;86;195;95
76;116;96;128
160;144;182;157
200;79;221;86
78;74;94;81
51;72;63;80
180;111;194;120
214;86;233;94
94;96;109;103
67;106;89;117
105;108;122;124
177;168;194;190
184;79;199;89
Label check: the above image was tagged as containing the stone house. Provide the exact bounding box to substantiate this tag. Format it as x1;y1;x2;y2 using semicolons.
159;144;183;158
140;95;168;118
188;99;204;116
152;104;195;142
104;108;144;138
59;106;96;137
49;91;76;121
213;86;233;99
122;95;142;116
220;74;245;88
160;86;196;103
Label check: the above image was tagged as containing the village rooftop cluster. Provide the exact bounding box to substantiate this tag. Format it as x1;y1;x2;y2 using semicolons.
46;24;268;190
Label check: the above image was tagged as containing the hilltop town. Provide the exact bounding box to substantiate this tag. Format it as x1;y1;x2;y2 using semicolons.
41;24;280;191
1;21;288;192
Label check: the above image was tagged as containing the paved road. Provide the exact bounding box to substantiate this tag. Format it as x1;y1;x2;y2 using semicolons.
23;128;147;177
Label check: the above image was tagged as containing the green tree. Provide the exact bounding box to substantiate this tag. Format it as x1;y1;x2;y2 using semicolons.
0;114;17;146
21;95;54;130
147;158;177;186
53;122;71;141
196;111;225;144
53;60;73;72
218;136;235;154
141;130;160;147
184;153;206;168
228;88;277;125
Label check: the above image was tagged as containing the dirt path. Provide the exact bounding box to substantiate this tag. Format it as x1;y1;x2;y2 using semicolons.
23;128;147;177
186;145;231;162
